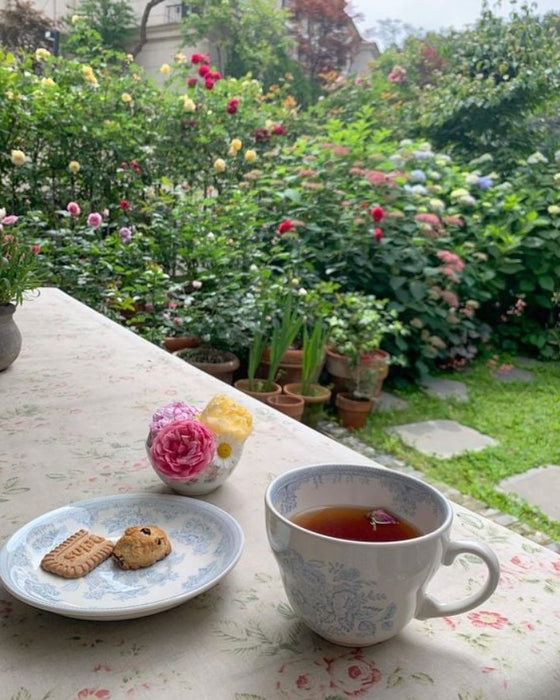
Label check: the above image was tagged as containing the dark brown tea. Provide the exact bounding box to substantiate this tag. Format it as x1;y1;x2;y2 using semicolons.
291;506;422;542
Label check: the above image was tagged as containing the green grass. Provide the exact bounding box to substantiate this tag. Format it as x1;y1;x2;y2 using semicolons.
358;357;560;540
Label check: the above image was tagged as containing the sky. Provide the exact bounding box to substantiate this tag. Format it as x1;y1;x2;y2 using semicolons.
350;0;560;41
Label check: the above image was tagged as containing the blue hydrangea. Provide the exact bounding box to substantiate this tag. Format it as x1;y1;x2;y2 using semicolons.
477;175;493;190
410;169;426;183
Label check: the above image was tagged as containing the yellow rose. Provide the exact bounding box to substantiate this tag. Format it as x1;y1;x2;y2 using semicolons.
71;14;82;24
548;205;560;215
230;138;242;153
121;92;133;103
68;160;81;174
40;77;56;87
35;48;51;61
198;394;253;442
182;96;196;112
160;63;171;74
214;158;226;173
10;149;26;166
244;149;258;163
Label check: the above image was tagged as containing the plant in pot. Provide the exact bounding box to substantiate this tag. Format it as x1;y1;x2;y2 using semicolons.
235;296;302;403
284;318;331;427
0;215;42;371
326;293;406;429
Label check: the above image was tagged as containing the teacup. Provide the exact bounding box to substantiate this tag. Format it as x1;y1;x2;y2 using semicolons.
265;463;500;647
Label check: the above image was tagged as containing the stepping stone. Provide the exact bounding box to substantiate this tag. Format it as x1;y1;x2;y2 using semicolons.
376;392;408;412
387;419;497;459
498;465;560;521
493;366;535;382
420;377;469;402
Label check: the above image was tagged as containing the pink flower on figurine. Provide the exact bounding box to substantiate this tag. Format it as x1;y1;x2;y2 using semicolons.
149;420;216;480
149;401;199;440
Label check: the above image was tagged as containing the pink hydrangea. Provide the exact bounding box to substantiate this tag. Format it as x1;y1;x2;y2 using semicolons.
149;401;199;439
149;420;216;480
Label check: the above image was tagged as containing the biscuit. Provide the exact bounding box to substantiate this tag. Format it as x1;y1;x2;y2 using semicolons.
112;525;171;570
40;528;114;579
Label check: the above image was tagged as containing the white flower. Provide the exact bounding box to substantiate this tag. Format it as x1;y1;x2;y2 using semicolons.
527;152;548;165
213;433;243;470
465;173;480;186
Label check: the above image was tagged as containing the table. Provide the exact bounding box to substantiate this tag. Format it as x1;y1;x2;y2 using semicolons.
1;288;559;700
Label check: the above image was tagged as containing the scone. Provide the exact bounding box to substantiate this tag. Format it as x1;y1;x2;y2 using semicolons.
112;525;172;570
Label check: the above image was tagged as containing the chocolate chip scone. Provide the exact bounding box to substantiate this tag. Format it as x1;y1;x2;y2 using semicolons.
112;525;171;570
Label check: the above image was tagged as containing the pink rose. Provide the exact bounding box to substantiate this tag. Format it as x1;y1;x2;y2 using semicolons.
2;214;18;225
87;212;103;227
67;202;81;216
149;401;199;439
149;420;215;480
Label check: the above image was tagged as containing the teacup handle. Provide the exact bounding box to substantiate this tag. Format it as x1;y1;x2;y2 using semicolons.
416;540;500;620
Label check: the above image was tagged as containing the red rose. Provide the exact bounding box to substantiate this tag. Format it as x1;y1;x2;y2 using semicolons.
226;98;239;114
272;124;286;135
205;78;215;90
190;53;203;64
187;77;198;88
278;219;295;234
210;71;222;81
370;206;385;222
198;64;210;78
119;199;130;211
374;227;384;242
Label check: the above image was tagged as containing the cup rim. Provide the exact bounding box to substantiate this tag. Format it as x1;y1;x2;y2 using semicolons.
265;462;453;547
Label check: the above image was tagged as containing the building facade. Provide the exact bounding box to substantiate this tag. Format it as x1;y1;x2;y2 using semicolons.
4;0;378;81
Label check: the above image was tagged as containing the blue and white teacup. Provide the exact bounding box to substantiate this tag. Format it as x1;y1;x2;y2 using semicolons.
265;463;500;647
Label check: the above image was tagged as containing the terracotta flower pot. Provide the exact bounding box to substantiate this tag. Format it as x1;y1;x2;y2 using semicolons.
283;382;331;428
259;347;304;386
174;347;240;384
335;392;373;430
163;335;201;353
234;378;282;404
266;393;305;421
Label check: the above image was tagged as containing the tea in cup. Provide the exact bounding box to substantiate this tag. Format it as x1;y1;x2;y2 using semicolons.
265;463;500;647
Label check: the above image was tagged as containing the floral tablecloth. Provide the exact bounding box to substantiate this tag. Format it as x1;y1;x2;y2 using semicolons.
1;288;559;700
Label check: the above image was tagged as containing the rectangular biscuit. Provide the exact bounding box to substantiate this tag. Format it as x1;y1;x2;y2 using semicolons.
40;528;114;579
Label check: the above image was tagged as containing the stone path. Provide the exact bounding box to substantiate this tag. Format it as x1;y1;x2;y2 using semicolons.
320;363;560;554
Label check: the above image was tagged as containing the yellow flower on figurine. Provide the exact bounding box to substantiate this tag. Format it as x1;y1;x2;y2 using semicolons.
198;394;253;443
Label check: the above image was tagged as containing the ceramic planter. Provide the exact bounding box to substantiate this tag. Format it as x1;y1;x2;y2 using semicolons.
283;382;331;428
335;392;373;430
174;347;240;384
0;303;22;372
326;348;390;400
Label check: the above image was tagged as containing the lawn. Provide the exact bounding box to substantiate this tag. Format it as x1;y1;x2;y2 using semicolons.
357;356;560;540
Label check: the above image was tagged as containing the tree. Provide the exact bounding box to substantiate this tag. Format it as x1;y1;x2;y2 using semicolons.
412;2;560;170
286;0;362;83
66;0;137;52
0;0;57;52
